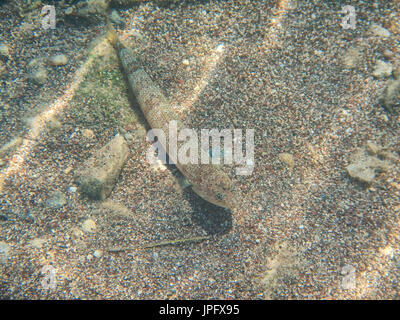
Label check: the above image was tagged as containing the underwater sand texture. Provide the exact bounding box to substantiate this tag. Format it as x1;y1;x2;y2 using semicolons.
0;0;400;299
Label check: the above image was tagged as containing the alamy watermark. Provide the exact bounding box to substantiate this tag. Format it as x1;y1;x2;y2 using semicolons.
40;264;57;291
340;5;356;30
341;264;356;290
146;121;255;176
41;5;56;30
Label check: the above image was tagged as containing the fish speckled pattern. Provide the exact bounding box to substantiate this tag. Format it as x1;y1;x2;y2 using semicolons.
107;27;237;209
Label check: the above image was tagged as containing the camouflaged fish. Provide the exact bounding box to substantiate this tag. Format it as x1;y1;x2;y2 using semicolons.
107;27;236;209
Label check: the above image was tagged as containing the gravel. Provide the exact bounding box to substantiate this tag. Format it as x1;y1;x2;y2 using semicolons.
0;0;399;300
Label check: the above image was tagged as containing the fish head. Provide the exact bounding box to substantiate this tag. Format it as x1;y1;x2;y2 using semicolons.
191;170;237;210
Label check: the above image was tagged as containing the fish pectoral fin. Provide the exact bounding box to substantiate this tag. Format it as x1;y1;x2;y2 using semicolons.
179;177;192;189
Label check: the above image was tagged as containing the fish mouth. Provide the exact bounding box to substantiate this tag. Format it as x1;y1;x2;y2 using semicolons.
191;185;233;210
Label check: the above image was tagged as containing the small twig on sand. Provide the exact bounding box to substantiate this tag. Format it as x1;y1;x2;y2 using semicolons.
107;235;212;252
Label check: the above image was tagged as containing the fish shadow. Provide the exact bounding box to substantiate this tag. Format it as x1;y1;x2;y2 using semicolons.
170;167;232;235
184;189;233;235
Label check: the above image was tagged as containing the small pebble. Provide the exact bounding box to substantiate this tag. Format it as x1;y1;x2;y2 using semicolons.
29;238;45;249
64;166;73;175
82;128;95;139
278;152;295;169
0;43;9;59
94;249;103;258
65;6;74;15
182;59;190;65
370;24;390;38
380;245;394;258
48;54;68;66
314;49;323;56
343;47;361;69
69;186;77;193
372;60;392;78
379;113;389;122
383;49;394;59
82;218;96;233
215;44;225;53
0;241;10;264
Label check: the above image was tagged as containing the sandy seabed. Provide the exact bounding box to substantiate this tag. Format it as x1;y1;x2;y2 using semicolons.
0;0;400;299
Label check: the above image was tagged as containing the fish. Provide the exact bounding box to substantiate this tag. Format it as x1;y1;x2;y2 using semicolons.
107;26;237;209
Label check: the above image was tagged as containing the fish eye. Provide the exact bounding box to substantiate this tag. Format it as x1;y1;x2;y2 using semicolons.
217;193;224;200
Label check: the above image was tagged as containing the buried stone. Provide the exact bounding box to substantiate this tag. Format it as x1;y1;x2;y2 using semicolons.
346;141;398;184
382;78;400;114
74;134;129;200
